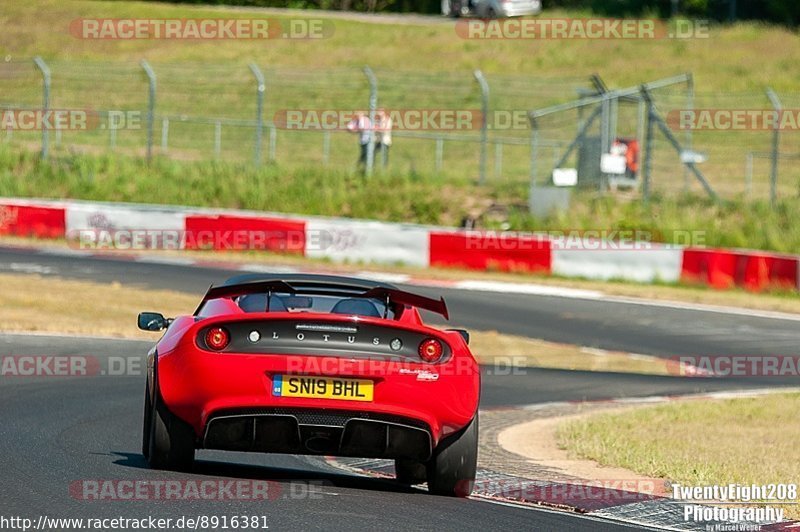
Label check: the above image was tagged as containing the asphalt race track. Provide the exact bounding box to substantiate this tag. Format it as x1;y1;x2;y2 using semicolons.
1;246;799;530
2;245;799;359
2;334;654;531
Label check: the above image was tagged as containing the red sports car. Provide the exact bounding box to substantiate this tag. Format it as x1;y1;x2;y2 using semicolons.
139;274;481;496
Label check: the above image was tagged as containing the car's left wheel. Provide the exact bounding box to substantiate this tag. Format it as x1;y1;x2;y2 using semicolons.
146;370;196;472
141;379;152;460
395;459;427;485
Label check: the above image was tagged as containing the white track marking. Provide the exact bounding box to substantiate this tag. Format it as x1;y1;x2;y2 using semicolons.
135;256;196;266
37;248;87;256
517;388;800;411
354;271;413;284
2;262;55;274
239;264;300;274
451;280;604;299
596;295;800;322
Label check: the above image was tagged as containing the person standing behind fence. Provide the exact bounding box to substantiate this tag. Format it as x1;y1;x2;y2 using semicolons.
374;109;392;167
346;112;372;172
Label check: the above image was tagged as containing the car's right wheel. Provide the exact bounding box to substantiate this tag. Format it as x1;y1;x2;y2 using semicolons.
426;416;478;497
146;369;196;472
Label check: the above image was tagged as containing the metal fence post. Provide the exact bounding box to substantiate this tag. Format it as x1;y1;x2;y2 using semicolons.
641;86;655;203
529;118;539;184
473;70;489;185
494;142;503;179
766;87;782;206
269;125;276;162
32;57;50;160
214;121;222;159
684;73;694;191
609;95;618;146
363;66;377;177
636;94;646;181
140;60;156;162
249;63;265;167
161;117;169;152
600;96;610;155
528;116;540;213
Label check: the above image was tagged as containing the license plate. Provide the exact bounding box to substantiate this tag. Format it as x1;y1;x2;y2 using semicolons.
272;375;374;402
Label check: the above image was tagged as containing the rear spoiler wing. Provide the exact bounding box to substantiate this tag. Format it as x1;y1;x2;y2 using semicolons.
364;287;449;320
193;280;449;320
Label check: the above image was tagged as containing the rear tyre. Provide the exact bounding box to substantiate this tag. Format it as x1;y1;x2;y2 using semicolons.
141;379;152;460
426;416;478;497
395;459;427;485
147;371;196;472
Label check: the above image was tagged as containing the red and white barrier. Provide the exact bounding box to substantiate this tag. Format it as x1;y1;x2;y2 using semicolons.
65;202;186;237
305;218;430;268
0;197;798;293
429;231;550;273
184;214;305;253
552;243;684;283
0;198;66;239
681;247;798;291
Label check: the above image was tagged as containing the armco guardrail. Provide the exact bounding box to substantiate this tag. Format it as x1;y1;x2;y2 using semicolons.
0;197;797;292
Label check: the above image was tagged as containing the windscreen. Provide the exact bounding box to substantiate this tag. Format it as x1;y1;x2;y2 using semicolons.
236;292;395;319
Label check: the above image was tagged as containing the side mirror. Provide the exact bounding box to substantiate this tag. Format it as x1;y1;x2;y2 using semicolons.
447;329;470;345
138;312;168;331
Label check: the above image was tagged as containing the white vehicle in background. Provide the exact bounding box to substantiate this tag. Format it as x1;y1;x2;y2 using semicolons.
442;0;541;18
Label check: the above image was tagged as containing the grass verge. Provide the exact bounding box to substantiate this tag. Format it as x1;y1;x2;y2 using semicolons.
557;393;800;519
0;272;668;375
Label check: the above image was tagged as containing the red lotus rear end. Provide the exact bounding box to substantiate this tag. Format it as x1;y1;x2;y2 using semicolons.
140;274;481;496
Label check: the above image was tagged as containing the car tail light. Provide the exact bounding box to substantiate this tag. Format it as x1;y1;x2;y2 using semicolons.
205;327;230;351
418;338;443;363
